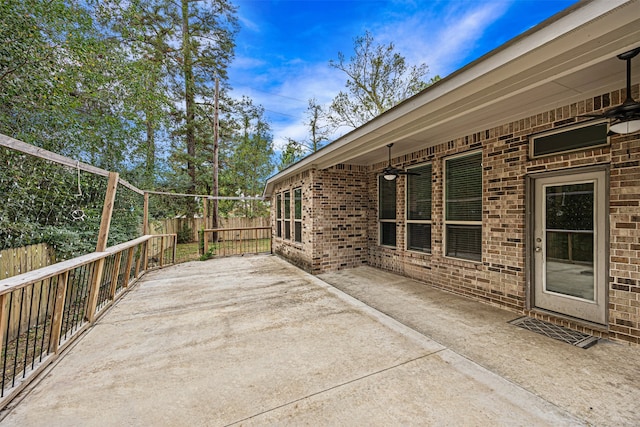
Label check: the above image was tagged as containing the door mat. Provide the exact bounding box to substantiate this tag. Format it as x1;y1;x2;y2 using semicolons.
509;317;599;348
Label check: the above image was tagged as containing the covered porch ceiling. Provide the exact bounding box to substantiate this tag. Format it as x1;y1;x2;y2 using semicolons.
265;0;640;195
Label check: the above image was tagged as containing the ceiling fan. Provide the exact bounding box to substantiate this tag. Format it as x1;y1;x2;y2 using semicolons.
381;143;419;181
581;46;640;134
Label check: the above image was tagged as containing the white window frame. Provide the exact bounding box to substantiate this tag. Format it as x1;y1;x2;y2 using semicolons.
443;150;483;262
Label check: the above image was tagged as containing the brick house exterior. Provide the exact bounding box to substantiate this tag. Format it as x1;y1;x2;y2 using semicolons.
266;1;640;344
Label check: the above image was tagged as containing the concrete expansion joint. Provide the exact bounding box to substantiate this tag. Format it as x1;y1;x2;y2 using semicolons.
223;351;444;427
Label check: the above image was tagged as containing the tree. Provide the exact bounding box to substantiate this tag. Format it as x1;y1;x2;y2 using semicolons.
328;31;440;129
279;138;306;171
280;98;331;171
224;97;274;217
0;0;140;169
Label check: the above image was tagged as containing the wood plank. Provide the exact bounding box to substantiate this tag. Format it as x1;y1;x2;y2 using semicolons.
0;134;142;195
109;252;122;300
48;271;69;354
123;247;135;288
0;293;9;355
95;172;119;252
85;258;105;323
143;192;149;235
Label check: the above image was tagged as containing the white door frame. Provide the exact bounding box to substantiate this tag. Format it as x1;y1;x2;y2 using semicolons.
526;166;609;326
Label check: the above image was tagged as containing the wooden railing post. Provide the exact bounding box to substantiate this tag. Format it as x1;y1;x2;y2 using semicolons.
49;271;69;354
203;230;209;255
86;172;118;322
135;242;143;278
109;252;122;299
172;235;177;264
123;247;135;288
0;293;9;354
143;192;149;235
160;236;165;268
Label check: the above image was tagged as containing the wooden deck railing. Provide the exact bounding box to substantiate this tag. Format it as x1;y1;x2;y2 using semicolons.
202;227;272;258
0;234;176;409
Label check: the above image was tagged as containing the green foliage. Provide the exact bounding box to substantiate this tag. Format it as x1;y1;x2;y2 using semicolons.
0;148;143;260
329;31;440;128
1;0;272;258
177;223;193;244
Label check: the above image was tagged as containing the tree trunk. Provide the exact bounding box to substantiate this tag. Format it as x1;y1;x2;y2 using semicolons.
182;0;196;216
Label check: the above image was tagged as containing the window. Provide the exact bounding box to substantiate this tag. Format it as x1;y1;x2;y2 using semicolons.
530;121;608;158
276;193;282;238
284;191;291;239
294;188;302;243
445;152;482;261
379;175;396;247
406;164;432;252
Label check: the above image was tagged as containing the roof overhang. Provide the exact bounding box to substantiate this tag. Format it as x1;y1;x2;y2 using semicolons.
264;0;640;197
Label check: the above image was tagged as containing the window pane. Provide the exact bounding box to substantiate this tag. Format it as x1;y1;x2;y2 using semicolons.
407;164;432;220
380;222;396;246
446;225;481;261
533;122;607;157
284;191;291;219
379;176;396;219
545;183;593;231
446;153;482;221
277;221;282;238
285;221;291;239
294;222;302;243
408;223;431;252
276;194;282;219
294;188;302;219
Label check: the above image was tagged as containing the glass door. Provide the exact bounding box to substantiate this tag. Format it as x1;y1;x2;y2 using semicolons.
533;170;607;325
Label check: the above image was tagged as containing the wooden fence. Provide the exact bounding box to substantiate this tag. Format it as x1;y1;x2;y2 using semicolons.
1;244;55;280
151;217;270;242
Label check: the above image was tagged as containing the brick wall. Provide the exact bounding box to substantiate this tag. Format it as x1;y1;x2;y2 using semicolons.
271;166;369;274
270;86;640;344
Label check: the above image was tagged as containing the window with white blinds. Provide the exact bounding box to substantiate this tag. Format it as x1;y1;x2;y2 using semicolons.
445;152;482;261
406;164;432;252
378;176;396;247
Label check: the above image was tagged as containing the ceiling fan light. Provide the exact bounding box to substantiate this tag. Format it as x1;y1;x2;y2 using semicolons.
383;173;397;181
610;119;640;134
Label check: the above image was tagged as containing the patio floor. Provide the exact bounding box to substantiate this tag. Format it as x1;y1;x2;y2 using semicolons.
0;255;637;426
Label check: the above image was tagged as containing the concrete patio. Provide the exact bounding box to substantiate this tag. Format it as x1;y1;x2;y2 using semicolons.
0;255;638;426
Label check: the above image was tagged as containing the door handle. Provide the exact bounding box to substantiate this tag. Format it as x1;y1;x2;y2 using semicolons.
535;246;542;252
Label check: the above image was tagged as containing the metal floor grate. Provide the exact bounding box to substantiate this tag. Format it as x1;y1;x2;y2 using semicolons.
509;317;599;348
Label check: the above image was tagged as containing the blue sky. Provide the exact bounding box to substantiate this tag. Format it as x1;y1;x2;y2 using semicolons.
228;0;579;151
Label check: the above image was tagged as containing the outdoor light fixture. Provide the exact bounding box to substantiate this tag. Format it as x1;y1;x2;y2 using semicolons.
582;46;640;134
383;171;398;181
381;143;419;181
609;119;640;134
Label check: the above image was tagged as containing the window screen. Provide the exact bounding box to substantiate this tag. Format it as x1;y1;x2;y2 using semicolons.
531;122;608;157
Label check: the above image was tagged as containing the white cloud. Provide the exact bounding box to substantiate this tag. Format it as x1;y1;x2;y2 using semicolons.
376;2;512;77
